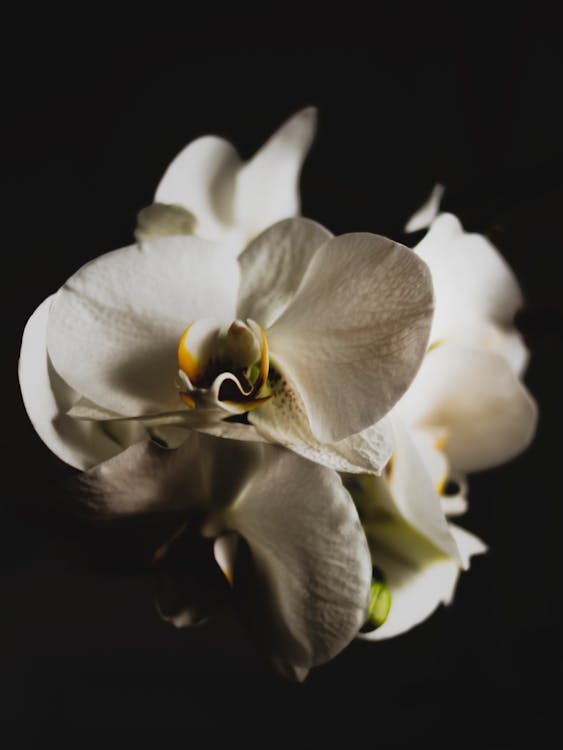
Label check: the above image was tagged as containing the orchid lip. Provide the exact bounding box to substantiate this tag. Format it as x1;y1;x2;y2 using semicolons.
177;318;271;413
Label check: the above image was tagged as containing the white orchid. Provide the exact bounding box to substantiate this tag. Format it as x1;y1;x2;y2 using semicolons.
352;189;538;639
17;209;435;676
19;217;434;476
402;190;538;504
18;108;316;471
347;422;486;639
17;99;538;671
136;107;318;253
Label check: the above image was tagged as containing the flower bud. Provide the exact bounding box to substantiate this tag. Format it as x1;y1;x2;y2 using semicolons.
360;577;392;632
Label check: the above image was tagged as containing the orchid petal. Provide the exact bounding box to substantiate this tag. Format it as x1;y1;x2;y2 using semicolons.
237;217;332;328
215;444;371;678
453;523;488;568
414;213;523;343
47;236;239;417
68;397;263;448
153;108;317;249
403;428;469;517
68;399;257;445
249;375;393;475
232;107;318;240
404;183;445;233
398;344;538;472
409;427;449;495
69;432;371;678
67;431;253;517
440;488;469;517
385;417;461;561
267;233;433;442
361;521;486;640
155;136;240;240
497;328;530;377
18;296;139;469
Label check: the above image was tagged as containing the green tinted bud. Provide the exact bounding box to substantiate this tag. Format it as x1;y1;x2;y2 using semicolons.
247;362;262;385
360;579;392;633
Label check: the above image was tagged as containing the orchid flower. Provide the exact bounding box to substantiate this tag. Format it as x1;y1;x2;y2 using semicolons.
19;217;434;476
65;429;372;680
18;211;436;676
136;107;318;253
18;106;316;471
400;188;538;506
348;188;538;639
346;421;486;639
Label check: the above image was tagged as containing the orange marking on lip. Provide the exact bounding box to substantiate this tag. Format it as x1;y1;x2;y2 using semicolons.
178;325;199;381
256;325;269;390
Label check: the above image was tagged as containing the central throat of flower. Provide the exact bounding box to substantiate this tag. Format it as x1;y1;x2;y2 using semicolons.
177;318;271;413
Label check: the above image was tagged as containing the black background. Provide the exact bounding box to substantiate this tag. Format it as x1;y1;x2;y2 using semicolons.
3;12;562;747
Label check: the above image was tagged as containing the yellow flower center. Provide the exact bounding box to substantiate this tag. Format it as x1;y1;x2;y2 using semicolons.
177;319;271;412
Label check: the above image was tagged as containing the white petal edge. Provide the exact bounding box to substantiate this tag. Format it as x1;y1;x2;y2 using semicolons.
153;108;317;252
232;107;318;240
414;213;524;344
155;135;240;240
404;183;445;233
18;296;133;469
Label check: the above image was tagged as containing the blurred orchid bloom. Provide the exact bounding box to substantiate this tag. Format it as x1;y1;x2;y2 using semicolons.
347;422;485;640
351;188;538;639
136;107;318;254
400;189;538;510
19;218;433;476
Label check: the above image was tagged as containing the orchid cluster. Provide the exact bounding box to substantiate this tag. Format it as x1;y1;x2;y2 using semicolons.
19;109;537;680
